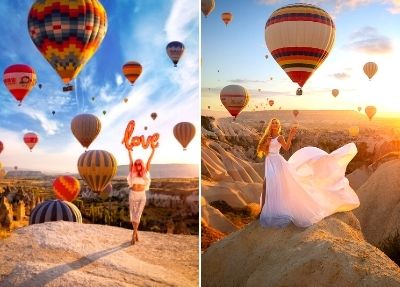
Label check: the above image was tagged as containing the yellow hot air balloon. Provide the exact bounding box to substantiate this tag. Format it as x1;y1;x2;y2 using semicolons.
332;89;339;98
28;0;108;85
71;114;101;149
173;122;196;151
365;106;376;120
221;12;233;26
363;62;378;80
201;0;215;18
265;3;335;90
348;126;359;137
77;150;117;193
122;61;142;85
220;85;250;119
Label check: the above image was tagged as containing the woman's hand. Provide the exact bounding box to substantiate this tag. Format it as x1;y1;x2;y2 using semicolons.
289;127;297;137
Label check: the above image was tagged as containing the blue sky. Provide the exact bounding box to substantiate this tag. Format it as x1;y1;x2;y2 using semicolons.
0;0;199;173
202;0;400;116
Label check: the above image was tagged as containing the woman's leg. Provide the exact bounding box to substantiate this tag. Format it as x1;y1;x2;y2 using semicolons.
131;221;136;244
259;178;266;218
134;222;139;241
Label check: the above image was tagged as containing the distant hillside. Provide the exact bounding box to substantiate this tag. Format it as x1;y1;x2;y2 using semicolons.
116;164;198;178
5;170;47;179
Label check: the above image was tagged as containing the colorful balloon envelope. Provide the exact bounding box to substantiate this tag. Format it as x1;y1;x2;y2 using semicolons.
269;100;274;107
99;182;112;200
265;3;335;88
3;64;37;105
23;132;39;152
0;141;3;154
365;106;376;120
77;150;117;193
71;114;101;149
27;0;108;84
53;176;81;202
332;89;339;98
220;85;250;119
173;122;196;151
166;41;185;67
221;12;233;26
363;62;378;80
151;112;158;120
201;0;215;18
122;61;142;85
30;200;82;225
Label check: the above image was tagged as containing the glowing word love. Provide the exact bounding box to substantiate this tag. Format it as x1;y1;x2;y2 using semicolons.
122;120;159;150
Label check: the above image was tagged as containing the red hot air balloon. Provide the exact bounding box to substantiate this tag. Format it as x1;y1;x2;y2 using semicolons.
166;41;185;67
0;141;3;154
23;132;39;152
3;64;37;105
122;61;142;85
53;176;81;202
220;85;250;119
269;100;274;107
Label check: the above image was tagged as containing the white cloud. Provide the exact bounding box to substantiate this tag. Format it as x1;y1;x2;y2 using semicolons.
19;106;61;136
116;74;123;86
165;0;198;41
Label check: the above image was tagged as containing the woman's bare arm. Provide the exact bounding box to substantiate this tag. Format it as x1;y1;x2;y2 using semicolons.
278;128;297;151
146;146;156;171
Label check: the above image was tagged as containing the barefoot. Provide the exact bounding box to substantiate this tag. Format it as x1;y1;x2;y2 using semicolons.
131;234;136;245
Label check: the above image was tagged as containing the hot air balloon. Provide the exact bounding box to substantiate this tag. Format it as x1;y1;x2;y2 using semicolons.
363;62;378;80
166;41;185;67
52;111;55;116
122;61;142;85
102;110;107;115
151;112;158;120
265;54;269;60
221;12;233;26
30;200;82;225
270;77;273;81
99;182;112;200
293;110;299;117
3;64;37;105
208;105;211;110
269;100;274;107
77;150;117;193
265;3;335;90
23;132;39;152
14;166;18;171
332;89;339;98
258;88;261;92
0;141;3;154
357;106;362;112
53;176;81;202
201;0;215;18
71;114;101;149
124;98;128;103
143;126;148;131
348;126;359;137
38;84;42;89
365;106;376;120
27;0;107;86
173;122;196;151
92;97;95;102
220;85;250;119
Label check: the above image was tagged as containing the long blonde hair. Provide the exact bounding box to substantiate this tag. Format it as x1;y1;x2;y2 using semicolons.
257;118;281;158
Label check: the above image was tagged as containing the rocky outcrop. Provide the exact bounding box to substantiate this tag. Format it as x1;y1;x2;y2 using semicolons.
201;196;238;234
202;212;400;287
0;197;13;230
0;221;198;287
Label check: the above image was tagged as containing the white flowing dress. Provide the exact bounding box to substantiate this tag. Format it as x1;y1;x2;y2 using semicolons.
260;137;360;228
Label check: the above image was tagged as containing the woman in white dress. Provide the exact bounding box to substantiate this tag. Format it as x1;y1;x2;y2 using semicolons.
127;145;156;244
257;118;360;228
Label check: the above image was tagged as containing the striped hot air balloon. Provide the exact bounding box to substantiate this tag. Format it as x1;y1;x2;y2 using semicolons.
173;122;196;151
27;0;108;85
122;61;142;85
265;3;335;89
3;64;37;105
220;85;250;119
201;0;215;18
221;12;233;26
53;176;81;202
29;200;82;225
166;41;185;67
363;62;378;80
77;150;117;193
23;132;39;151
71;114;101;149
99;182;112;200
